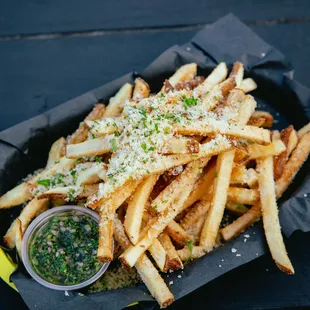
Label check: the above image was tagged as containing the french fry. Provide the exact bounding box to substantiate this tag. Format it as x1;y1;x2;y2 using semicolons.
180;199;211;231
0;183;33;209
250;111;273;128
97;180;140;262
15;219;23;259
234;147;249;164
66;136;113;158
230;165;248;185
184;216;205;243
276;132;310;198
247;168;259;188
183;162;216;209
3;198;49;248
87;117;121;137
113;216;174;308
195;62;228;95
46;137;66;167
287;129;298;156
257;156;294;274
158;233;183;271
200;150;235;251
239;78;257;93
274;125;294;180
119;158;209;267
103;83;133;117
297;122;310;138
160;137;200;154
148;238;170;272
174;122;271;145
76;163;107;185
37;184;99;200
133;78;150;100
165;220;192;246
28;157;76;186
225;201;249;215
124;174;159;244
177;246;206;261
163;63;197;90
235;95;257;124
220;204;261;241
202;77;236;110
229;62;244;87
227;187;259;205
67;103;106;145
248;140;286;159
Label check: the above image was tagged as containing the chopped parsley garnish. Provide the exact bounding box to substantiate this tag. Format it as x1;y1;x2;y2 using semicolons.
68;188;76;201
76;157;82;164
148;146;155;151
114;131;120;137
139;108;147;119
160;93;165;98
155;123;159;133
185;240;194;254
214;171;218;178
53;173;65;185
37;179;51;188
152;205;157;210
70;170;77;183
164;127;170;134
183;96;197;109
110;138;117;152
162;199;168;203
141;143;147;151
94;156;102;163
113;122;118;128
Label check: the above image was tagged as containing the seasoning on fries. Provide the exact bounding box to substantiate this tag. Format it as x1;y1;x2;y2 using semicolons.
1;61;309;307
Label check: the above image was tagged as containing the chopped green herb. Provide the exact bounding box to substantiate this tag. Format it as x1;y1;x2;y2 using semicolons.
160;93;165;98
139;108;147;119
76;158;82;164
113;122;118;128
141;143;147;151
152;205;157;210
183;96;197;109
162;200;168;203
155;123;159;133
37;179;51;188
148;146;155;151
164;127;170;134
68;188;76;201
110;138;117;152
185;240;194;254
114;131;120;137
94;156;102;163
214;172;218;178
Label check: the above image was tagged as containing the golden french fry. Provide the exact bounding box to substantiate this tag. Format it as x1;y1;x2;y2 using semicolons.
160;137;200;154
4;198;49;248
163;63;197;90
180;199;211;231
133;78;150;100
227;187;259;205
87;117;121;137
76;163;107;185
229;62;244;87
68;104;106;145
257;156;294;274
177;245;205;262
274;125;294;180
46;137;66;167
239;78;257;93
37;184;99;200
148;238;170;272
200;150;235;251
158;233;183;271
0;183;33;209
104;83;133;117
220;204;261;241
248;140;286;159
124;174;159;245
165;220;192;246
174;122;271;145
225;201;249;215
113;216;174;308
66;136;113;158
250;111;273;128
276;132;310;198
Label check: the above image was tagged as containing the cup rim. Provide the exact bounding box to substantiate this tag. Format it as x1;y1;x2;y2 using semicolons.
21;205;110;291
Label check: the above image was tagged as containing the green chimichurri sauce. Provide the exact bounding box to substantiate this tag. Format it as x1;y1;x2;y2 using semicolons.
29;212;102;286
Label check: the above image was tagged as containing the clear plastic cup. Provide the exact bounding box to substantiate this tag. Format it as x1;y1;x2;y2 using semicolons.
21;205;110;290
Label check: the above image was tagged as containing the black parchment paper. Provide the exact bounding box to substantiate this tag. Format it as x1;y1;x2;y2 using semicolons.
0;14;309;310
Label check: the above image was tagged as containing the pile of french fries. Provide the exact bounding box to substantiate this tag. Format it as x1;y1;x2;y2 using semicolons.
1;61;310;308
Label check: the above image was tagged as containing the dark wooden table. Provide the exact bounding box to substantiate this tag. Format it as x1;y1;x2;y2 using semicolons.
1;1;310;309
